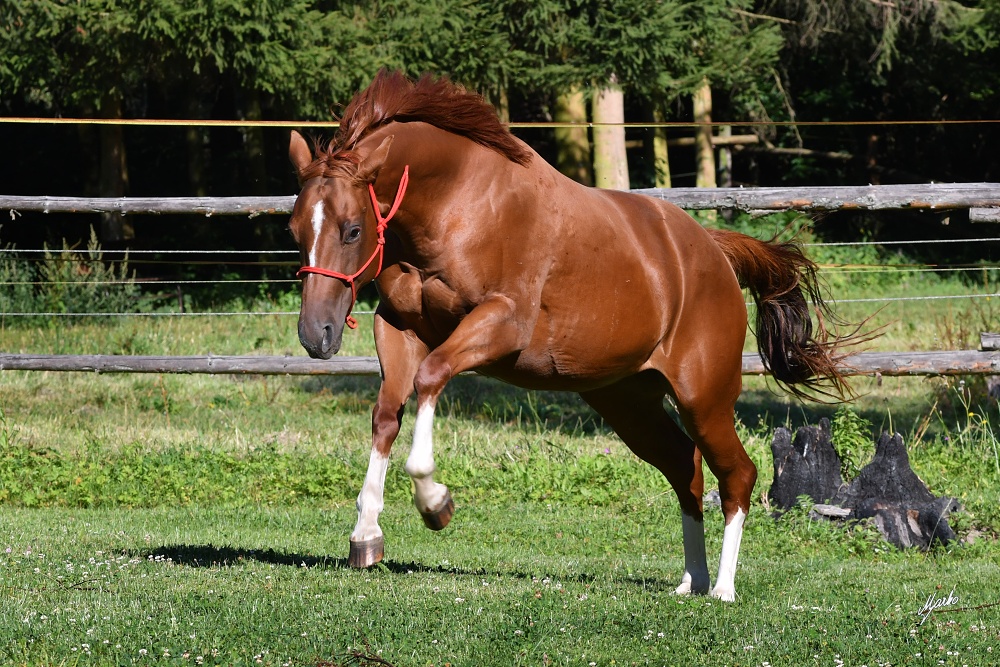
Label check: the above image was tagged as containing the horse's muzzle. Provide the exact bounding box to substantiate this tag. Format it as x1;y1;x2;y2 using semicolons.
298;317;343;359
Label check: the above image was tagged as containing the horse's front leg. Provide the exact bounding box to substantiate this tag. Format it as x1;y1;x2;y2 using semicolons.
348;313;428;568
406;295;530;530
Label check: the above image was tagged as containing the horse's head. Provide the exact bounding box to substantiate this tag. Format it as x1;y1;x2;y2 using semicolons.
288;130;394;359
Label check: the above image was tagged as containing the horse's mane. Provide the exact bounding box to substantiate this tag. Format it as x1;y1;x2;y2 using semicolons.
302;70;532;180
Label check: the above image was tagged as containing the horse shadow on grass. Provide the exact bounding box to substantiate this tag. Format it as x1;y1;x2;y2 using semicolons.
136;544;675;591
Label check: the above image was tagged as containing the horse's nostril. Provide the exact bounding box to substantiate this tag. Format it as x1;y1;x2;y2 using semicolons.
322;324;335;353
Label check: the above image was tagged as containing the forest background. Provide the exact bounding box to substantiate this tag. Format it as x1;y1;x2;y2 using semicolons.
1;0;999;279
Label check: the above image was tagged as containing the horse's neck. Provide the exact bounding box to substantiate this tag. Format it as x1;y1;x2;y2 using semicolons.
377;122;483;251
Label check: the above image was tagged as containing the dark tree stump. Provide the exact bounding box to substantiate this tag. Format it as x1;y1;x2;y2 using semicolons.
863;498;959;549
769;418;845;509
834;432;934;507
834;432;958;549
769;425;959;549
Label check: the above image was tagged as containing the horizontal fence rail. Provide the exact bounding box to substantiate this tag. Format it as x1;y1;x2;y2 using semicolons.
1;195;293;218
2;351;998;377
3;186;1000;381
634;183;1000;213
0;354;382;376
2;183;999;215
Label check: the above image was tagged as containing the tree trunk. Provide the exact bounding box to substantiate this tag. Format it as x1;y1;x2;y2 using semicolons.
553;87;592;186
592;77;629;190
493;85;510;124
98;93;133;243
242;89;277;259
693;78;716;223
693;78;716;189
867;132;881;185
718;125;733;221
718;125;732;188
186;94;208;198
652;104;671;188
243;89;268;196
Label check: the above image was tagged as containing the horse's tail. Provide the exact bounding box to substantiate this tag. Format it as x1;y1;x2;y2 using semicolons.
709;228;868;401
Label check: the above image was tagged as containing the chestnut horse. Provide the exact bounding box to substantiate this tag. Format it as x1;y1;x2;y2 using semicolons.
288;71;855;601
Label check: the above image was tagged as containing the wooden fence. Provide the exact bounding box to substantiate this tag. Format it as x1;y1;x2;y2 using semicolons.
2;184;1000;378
1;349;999;377
2;182;999;215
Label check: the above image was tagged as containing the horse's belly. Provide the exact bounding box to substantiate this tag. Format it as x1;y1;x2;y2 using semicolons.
479;333;655;392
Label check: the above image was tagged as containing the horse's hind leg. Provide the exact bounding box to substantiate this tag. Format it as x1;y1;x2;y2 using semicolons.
580;375;711;595
670;365;757;602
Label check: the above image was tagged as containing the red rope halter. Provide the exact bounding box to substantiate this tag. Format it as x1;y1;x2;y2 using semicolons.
296;165;409;329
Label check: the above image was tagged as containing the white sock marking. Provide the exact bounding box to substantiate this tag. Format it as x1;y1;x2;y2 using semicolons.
309;201;324;266
711;507;746;602
674;513;710;595
406;403;449;513
350;449;389;543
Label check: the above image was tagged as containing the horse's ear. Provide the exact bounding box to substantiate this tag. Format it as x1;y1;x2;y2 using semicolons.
289;130;312;180
356;135;394;184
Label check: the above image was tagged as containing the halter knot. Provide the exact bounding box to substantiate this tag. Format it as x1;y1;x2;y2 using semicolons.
297;165;409;329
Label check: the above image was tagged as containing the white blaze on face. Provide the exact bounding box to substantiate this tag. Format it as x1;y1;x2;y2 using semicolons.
309;201;325;266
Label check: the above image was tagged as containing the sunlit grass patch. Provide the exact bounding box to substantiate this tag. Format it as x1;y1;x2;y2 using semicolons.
1;504;998;667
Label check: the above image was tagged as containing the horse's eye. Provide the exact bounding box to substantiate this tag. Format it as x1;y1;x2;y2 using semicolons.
344;226;362;244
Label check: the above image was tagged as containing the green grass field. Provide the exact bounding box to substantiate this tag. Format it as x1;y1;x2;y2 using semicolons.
2;502;998;667
2;244;1000;666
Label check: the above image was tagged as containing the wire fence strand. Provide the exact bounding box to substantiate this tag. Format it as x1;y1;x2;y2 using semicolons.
3;117;1000;129
804;238;1000;247
3;291;999;319
0;248;298;255
0;279;298;286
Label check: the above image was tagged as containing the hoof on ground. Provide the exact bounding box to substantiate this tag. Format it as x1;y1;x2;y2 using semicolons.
673;574;710;596
710;585;736;602
348;536;384;568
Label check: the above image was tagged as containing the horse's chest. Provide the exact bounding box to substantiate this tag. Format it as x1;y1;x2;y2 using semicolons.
377;263;472;338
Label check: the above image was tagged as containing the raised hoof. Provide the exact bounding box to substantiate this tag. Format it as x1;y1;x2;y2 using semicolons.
420;491;455;531
347;536;384;568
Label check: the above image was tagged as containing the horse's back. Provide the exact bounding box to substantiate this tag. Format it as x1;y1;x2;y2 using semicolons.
482;167;746;390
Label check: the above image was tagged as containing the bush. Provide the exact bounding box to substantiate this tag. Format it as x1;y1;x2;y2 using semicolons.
830;406;875;480
0;243;35;317
0;227;138;324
